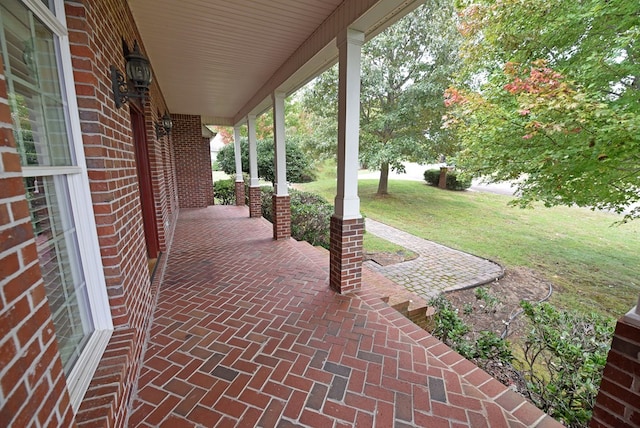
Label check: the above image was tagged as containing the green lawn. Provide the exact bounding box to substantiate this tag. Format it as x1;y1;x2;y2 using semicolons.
299;177;640;318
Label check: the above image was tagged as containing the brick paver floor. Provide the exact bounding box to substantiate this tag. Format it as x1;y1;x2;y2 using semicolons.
128;206;560;427
364;219;504;299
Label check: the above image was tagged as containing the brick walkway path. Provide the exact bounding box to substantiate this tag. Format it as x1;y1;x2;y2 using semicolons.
364;219;504;299
128;206;559;427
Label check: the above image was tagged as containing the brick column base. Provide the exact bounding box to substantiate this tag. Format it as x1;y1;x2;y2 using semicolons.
272;195;291;240
590;317;640;427
249;186;261;218
329;216;364;294
235;181;245;206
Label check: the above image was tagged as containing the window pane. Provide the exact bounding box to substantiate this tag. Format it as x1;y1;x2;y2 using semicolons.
24;176;94;373
39;0;54;11
1;0;72;167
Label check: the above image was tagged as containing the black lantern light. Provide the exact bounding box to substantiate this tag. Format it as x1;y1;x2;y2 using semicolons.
155;113;173;138
110;40;152;108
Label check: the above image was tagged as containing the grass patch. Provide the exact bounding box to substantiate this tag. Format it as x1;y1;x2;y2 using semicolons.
363;233;417;260
212;171;231;182
299;177;640;318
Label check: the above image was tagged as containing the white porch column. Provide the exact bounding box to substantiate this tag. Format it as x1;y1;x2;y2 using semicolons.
271;91;291;239
272;91;288;196
247;114;261;217
334;29;364;220
247;114;259;187
233;125;245;206
330;28;365;294
233;125;243;182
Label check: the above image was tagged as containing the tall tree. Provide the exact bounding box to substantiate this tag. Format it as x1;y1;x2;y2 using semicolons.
302;0;461;195
446;0;640;220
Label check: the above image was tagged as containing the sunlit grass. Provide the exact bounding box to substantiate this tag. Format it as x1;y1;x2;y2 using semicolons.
363;233;417;259
300;173;640;318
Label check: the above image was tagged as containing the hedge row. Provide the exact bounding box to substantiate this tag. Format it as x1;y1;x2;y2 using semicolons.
423;168;472;190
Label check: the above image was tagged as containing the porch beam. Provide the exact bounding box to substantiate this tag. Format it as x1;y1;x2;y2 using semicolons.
330;28;364;295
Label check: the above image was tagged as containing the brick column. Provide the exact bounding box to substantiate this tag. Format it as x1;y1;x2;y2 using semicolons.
590;315;640;427
272;194;291;240
235;181;245;206
329;216;364;294
249;186;261;218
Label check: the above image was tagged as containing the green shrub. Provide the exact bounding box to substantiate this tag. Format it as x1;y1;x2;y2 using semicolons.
428;295;470;346
260;188;332;249
260;186;274;220
214;178;235;205
520;302;614;427
423;169;441;186
428;294;614;427
428;295;513;364
447;172;472;190
289;190;333;248
423;168;472;190
474;286;502;313
217;139;315;184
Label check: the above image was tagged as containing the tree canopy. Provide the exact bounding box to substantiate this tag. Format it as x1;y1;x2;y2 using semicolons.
302;1;461;194
446;0;640;220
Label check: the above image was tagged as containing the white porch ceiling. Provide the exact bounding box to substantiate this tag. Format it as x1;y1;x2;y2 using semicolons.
128;0;423;126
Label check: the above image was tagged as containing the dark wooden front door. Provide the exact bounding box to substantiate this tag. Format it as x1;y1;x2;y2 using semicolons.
130;105;159;259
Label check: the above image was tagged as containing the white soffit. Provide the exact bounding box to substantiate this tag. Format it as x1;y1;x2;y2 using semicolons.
128;0;422;126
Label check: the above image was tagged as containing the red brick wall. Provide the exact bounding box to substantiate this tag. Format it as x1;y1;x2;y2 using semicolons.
591;317;640;428
329;216;364;294
64;0;179;425
235;180;245;206
0;56;75;428
249;186;262;218
272;195;291;239
67;0;151;329
172;114;214;208
2;0;181;424
152;130;178;252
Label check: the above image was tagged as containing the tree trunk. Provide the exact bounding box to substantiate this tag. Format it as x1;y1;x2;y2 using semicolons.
377;162;389;195
438;166;448;189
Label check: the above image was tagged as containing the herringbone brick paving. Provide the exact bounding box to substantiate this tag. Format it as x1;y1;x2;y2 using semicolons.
128;206;560;427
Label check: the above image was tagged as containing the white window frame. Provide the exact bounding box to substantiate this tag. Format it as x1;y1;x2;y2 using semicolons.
21;0;113;412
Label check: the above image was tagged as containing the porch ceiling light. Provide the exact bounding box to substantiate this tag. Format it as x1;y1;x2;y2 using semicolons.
155;113;173;138
110;40;152;108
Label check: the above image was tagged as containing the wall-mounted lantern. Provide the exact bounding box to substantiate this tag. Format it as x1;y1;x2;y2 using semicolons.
155;113;173;138
110;40;152;108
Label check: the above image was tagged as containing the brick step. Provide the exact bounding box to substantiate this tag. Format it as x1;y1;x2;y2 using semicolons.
362;264;432;329
289;239;329;271
290;238;432;328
